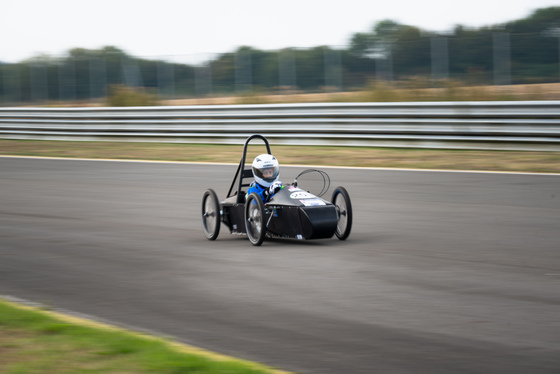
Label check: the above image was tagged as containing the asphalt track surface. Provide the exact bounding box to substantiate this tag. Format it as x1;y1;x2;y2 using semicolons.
1;157;560;374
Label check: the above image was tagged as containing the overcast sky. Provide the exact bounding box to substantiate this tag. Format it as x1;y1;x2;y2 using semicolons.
3;0;558;63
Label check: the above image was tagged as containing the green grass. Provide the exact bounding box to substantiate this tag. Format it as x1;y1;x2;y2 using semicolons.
0;299;288;374
1;139;560;174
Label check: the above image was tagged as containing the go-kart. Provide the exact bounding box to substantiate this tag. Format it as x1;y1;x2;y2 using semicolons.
201;134;352;246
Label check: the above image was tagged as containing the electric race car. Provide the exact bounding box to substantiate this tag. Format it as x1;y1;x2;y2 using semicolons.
201;135;352;246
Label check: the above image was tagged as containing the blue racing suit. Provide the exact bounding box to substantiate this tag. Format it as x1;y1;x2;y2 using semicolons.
247;181;283;202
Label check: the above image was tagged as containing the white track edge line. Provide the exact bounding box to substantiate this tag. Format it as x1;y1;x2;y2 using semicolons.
1;155;559;176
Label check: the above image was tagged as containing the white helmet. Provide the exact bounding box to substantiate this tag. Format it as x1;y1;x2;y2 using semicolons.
252;154;279;187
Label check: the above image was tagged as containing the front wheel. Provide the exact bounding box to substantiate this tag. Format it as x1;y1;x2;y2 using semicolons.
331;186;353;240
201;189;221;240
245;192;266;246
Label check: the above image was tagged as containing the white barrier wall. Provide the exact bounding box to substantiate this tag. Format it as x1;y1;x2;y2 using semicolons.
1;101;560;151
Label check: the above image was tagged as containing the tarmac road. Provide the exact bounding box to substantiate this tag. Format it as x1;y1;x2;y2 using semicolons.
1;157;560;374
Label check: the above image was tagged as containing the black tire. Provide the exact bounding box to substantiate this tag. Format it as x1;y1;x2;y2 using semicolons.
245;192;266;246
201;189;221;240
331;186;353;240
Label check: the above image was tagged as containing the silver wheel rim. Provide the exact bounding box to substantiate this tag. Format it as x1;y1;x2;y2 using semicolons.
203;197;217;236
248;203;262;237
334;193;348;236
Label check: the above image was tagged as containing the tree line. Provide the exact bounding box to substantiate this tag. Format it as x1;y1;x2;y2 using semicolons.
1;6;559;103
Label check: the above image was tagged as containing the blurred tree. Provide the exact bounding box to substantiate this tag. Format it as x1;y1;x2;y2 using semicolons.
349;32;373;57
505;7;560;71
210;52;235;93
2;6;559;106
295;47;326;90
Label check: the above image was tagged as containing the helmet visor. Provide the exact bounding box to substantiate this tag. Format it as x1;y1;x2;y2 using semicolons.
253;165;279;183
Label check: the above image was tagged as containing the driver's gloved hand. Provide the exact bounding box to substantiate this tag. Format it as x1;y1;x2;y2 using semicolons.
269;181;283;195
263;181;283;201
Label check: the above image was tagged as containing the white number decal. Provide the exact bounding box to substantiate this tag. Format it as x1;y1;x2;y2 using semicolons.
290;191;314;199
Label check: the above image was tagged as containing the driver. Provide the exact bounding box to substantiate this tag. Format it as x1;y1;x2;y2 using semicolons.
248;154;283;202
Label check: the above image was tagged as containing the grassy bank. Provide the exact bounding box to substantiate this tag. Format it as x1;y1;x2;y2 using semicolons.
1;139;560;173
0;298;287;374
38;81;560;107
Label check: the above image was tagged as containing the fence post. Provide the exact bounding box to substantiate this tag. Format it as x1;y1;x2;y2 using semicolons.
278;48;297;93
431;36;449;83
235;48;252;93
376;45;393;82
195;63;212;97
89;57;107;103
59;59;76;103
324;48;342;91
157;60;175;100
493;32;512;86
30;62;48;104
122;56;143;88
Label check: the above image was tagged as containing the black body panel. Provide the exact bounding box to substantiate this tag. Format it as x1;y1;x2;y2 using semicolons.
298;205;337;239
222;204;247;234
265;187;338;240
222;186;338;240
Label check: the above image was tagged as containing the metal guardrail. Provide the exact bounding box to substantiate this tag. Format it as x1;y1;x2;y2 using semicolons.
1;101;560;151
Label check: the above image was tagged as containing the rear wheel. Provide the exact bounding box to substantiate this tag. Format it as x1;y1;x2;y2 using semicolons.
331;186;353;240
201;189;221;240
245;192;266;246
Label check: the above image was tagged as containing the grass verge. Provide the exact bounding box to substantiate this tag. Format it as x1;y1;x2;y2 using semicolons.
1;139;560;174
0;298;288;374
